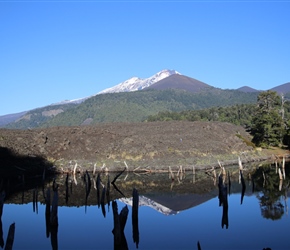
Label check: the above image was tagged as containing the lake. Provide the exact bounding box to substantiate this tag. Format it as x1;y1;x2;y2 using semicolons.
1;162;290;250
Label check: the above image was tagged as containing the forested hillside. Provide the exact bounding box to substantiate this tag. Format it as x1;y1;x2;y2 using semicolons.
4;87;258;129
147;103;256;128
40;88;258;128
6;103;78;129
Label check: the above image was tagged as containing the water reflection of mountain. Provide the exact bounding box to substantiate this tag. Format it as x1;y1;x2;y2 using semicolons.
120;193;215;215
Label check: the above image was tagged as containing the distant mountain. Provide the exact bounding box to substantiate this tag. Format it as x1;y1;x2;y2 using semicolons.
19;87;258;128
237;86;259;93
0;111;28;127
98;69;180;94
270;82;290;94
2;68;288;129
147;74;211;93
0;69;178;126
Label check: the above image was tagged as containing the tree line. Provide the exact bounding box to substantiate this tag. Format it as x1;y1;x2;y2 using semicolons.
147;91;290;148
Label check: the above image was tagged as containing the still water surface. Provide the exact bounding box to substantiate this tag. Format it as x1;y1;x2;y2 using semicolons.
1;163;290;250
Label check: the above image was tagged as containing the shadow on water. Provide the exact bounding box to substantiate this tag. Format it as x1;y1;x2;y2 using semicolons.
2;160;290;249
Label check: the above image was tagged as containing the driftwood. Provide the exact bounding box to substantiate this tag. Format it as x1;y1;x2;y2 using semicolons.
4;222;15;250
132;188;139;248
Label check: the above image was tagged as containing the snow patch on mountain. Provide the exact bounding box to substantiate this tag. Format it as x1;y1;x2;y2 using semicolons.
98;69;180;94
119;195;178;216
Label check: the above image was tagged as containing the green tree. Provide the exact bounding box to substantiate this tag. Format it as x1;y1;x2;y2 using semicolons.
251;91;284;147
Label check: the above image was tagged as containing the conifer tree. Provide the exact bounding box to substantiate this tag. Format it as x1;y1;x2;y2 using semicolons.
251;91;284;147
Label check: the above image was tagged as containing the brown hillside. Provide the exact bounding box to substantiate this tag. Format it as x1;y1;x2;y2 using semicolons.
147;74;211;93
0;121;276;172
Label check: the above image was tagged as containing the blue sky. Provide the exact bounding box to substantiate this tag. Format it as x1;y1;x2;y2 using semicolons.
1;0;289;116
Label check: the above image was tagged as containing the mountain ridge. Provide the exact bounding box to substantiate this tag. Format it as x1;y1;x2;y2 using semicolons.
1;69;289;128
98;69;180;94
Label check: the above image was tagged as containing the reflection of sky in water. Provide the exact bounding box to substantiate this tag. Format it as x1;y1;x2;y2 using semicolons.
2;194;290;249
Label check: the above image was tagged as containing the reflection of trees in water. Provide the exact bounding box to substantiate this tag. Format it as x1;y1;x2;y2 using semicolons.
253;163;289;220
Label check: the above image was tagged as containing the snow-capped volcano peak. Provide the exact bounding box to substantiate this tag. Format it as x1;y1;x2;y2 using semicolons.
98;69;180;94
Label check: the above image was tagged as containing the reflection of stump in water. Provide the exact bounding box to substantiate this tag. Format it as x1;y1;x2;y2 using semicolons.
0;218;3;249
106;175;111;212
222;199;229;229
218;175;229;229
46;188;58;250
0;191;5;248
50;189;58;250
33;188;38;214
132;188;139;248
111;169;126;198
101;187;106;218
96;173;101;208
240;170;246;205
84;171;91;213
197;241;201;250
45;189;51;238
4;222;15;250
112;201;129;250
